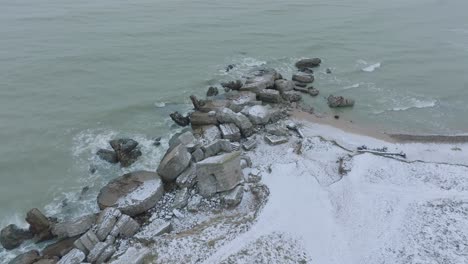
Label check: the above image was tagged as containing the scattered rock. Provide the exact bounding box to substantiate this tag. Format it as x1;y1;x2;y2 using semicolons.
292;73;314;84
96;149;118;164
206;86;219;97
294;81;307;88
196;151;244;197
334;115;340;119
57;249;85;264
175;162;197;188
153;137;162;146
221;185;244;207
230;142;241;151
295;58;322;69
198;99;231;113
168;131;198;152
216;108;254;137
274;79;295;93
109;138;142;167
108;246;152;264
42;236;79;258
0;224;33;250
187;195;202;212
327;95;355;108
136;219;172;239
87;242;115;264
173;188;190;209
326;68;332;74
26;208;51;236
241;105;272;125
202;139;232;158
193;125;221;144
242;138;257;151
240;156;252;169
97;171;164;216
240;68;277;93
157;144;192;181
265;124;289;137
219;123;241;142
95;208;121;241
225;64;235;72
225;91;258;112
191;148;205;162
308;88;319;96
221;80;243;91
257;89;282;103
51;214;96;238
8;250;39;264
282;91;302;102
190;112;219;126
299;67;314;74
264;134;289;145
170;112;190;127
73;230;99;255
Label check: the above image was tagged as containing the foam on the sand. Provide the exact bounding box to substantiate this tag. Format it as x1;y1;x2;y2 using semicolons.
203;120;468;264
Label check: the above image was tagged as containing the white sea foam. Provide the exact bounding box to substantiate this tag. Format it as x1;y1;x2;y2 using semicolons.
342;83;360;90
154;102;166;108
362;62;381;72
375;98;437;114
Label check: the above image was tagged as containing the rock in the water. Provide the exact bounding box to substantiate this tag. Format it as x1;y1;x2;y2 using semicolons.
294;81;307;88
206;86;219;97
96;149;118;164
173;188;190;209
292;73;314;84
170;112;190;127
110;215;140;238
107;246;151;264
326;68;332;74
241;105;272;125
109;138;142;167
51;214;96;238
57;249;85;264
87;242;115;264
196;151;244;197
135;219;172;239
242;138;257;151
219;123;241;142
42;236;79;258
8;250;39;264
0;224;33;250
309;88;319;96
282;91;302;102
257;89;281;103
240;68;277;93
265;124;289;137
202;139;232;158
190;112;219;126
157;144;192;181
26;208;50;235
193;125;221;144
216;108;254;137
221;80;243;91
327;95;355;108
295;58;322;69
274;79;295;93
299;67;314;74
95;208;121;241
97;171;164;216
73;230;99;254
175;162;197;188
221;185;244;207
264;134;289;145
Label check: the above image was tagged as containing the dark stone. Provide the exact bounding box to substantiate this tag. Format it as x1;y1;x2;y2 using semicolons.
293;81;307;88
308;88;319;96
153;137;162;146
295;58;322;69
326;68;332;74
225;64;235;72
334;115;340;119
221;80;243;91
109;138;141;167
0;224;33;250
96;149;118;164
42;236;80;258
190;95;202;110
26;208;50;235
327;95;355;108
8;250;39;264
299;68;314;74
206;87;219;97
170;112;190;127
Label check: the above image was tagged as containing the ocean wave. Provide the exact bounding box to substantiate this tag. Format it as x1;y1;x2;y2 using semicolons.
342;83;360;90
374;99;437;114
357;59;381;72
154;102;166;108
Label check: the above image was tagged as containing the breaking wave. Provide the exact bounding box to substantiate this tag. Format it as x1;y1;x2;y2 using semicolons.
357;59;381;72
374;98;437;114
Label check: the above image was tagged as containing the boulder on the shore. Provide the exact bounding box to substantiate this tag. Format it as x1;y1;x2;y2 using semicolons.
206;86;219;97
221;80;243;91
327;95;355;108
264;134;289;145
241;105;273;125
109;138;142;167
265;124;290;137
107;246;152;264
190;112;219;126
51;214;96;239
176;162;197;188
57;248;85;264
295;58;322;69
168;131;198;152
242;138;257;151
257;89;282;103
135;219;172;239
282;91;302;102
169;112;190;127
110;214;139;238
157;144;192;181
193;125;221;144
240;68;278;93
274;79;295;93
86;242;115;264
221;185;244;207
219;123;241;142
216;108;254;137
225;91;258;112
26;208;51;235
196;151;244;197
95;208;121;241
197;100;231;113
73;230;99;255
0;224;33;250
309;88;319;96
97;171;164;216
202;139;232;159
42;236;79;258
8;250;40;264
292;73;314;84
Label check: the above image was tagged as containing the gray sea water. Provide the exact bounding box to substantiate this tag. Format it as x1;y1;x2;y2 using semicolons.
1;0;468;260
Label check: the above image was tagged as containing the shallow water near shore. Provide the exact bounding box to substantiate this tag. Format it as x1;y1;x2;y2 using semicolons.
1;0;468;260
